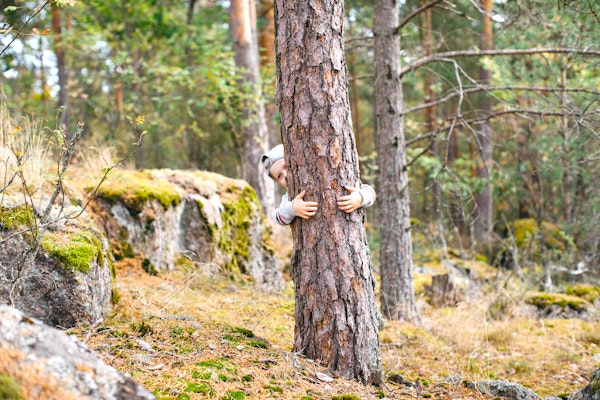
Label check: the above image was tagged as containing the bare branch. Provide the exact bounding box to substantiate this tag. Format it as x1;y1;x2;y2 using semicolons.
0;1;51;57
400;48;600;78
394;0;445;34
403;85;600;116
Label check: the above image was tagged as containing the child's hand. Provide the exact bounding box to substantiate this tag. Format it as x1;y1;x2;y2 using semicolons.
292;190;318;219
337;185;363;213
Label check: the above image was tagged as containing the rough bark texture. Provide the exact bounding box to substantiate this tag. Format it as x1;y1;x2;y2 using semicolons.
374;0;420;322
230;0;275;216
274;0;383;384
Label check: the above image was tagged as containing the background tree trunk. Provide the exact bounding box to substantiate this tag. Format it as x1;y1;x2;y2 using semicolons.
274;0;383;384
419;3;440;220
474;0;494;243
51;3;70;135
374;0;420;323
230;0;275;215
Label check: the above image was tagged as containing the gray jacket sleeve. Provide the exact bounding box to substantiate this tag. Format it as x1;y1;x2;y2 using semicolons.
273;193;296;225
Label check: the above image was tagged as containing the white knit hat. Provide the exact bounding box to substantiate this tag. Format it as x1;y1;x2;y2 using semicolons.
261;144;284;176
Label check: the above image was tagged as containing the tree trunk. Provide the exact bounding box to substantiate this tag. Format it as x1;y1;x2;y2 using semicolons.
474;0;494;243
559;65;572;223
230;0;275;215
419;3;440;219
51;3;70;135
258;0;279;149
274;0;383;384
374;0;420;323
347;20;361;157
430;274;462;308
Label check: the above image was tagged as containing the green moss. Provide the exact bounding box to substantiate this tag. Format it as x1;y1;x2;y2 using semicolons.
142;258;158;275
95;170;180;215
110;287;121;305
221;390;246;400
0;374;23;400
511;218;576;255
217;184;257;273
184;382;213;395
41;231;104;273
112;241;135;261
525;292;591;312
0;206;35;230
565;283;600;303
131;321;153;336
232;327;254;337
247;339;268;349
332;395;361;400
264;384;283;394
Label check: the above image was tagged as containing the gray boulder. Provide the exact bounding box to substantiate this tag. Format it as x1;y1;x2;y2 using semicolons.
0;305;155;400
573;368;600;400
91;169;284;291
0;198;113;328
466;379;541;400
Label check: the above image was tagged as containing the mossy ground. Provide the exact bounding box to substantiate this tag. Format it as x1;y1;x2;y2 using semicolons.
72;252;599;400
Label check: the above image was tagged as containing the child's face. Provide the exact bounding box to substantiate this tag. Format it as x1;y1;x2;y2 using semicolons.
269;159;287;188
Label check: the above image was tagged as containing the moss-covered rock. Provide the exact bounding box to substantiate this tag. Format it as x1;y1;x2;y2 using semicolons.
525;292;592;313
0;192;114;328
565;283;600;304
41;231;103;273
86;169;284;290
92;169;180;215
0;205;34;231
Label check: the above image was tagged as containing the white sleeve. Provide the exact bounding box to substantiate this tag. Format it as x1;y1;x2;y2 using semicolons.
358;184;376;209
273;193;296;225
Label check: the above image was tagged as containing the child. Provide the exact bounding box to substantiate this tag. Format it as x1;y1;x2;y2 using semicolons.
261;144;376;226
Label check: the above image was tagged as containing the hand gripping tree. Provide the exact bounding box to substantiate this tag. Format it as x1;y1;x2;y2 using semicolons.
274;0;383;385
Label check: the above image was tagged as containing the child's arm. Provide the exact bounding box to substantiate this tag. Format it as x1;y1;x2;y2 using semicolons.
273;191;318;225
337;184;376;213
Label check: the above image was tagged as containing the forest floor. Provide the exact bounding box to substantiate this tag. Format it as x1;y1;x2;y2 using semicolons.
72;230;599;400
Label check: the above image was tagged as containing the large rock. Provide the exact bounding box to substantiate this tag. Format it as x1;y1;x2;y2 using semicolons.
0;305;155;400
0;197;113;328
574;368;600;400
89;169;284;291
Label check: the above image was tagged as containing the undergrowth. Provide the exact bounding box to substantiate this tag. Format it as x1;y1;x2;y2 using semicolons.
72;260;599;399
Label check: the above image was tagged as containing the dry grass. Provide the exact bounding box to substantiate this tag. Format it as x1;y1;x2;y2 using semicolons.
71;252;599;400
0;112;55;197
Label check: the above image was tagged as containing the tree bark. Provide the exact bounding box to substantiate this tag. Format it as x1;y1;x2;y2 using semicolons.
274;0;383;384
374;0;421;323
230;0;275;215
474;0;494;243
419;2;440;219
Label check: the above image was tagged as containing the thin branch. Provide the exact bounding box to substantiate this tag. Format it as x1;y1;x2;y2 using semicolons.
0;1;51;57
400;48;600;78
404;85;600;116
394;0;445;34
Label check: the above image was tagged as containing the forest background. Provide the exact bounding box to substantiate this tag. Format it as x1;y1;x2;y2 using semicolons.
1;0;600;398
2;0;599;271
